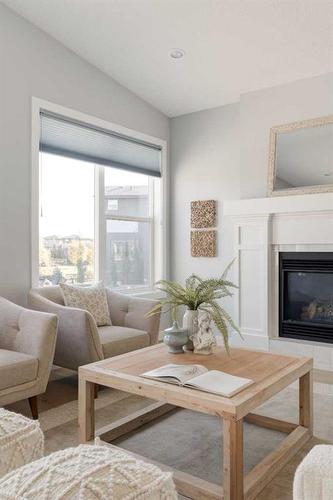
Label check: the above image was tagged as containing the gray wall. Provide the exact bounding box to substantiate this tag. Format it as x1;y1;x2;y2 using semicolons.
240;72;333;198
170;73;333;288
0;4;169;304
2;1;333;307
170;103;240;283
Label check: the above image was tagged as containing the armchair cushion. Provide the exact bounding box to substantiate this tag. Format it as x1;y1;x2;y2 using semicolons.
60;283;111;326
98;325;150;358
0;349;38;390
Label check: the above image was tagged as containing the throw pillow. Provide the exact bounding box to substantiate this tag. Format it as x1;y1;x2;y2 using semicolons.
60;283;112;326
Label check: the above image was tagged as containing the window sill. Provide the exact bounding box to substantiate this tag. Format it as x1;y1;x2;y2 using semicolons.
109;287;164;299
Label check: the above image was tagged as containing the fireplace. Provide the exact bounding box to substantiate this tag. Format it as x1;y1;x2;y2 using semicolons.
279;252;333;344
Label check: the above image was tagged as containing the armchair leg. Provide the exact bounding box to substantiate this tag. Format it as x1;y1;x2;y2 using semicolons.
28;396;38;420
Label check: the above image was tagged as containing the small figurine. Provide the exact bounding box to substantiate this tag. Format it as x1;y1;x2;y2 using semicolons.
192;312;217;355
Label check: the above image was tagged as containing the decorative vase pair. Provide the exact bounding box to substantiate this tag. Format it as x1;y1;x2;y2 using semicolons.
163;309;216;355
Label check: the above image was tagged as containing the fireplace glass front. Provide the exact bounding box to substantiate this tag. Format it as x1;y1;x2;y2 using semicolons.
279;252;333;343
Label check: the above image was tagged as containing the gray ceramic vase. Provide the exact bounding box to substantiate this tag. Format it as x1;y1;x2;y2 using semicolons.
163;321;188;354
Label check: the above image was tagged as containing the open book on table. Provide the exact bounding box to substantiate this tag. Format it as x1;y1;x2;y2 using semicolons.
142;364;254;398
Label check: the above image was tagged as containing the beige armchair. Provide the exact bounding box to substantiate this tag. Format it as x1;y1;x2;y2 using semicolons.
0;297;58;419
28;286;161;372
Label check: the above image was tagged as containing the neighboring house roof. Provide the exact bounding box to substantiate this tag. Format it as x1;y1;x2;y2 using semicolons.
43;235;92;241
105;185;148;198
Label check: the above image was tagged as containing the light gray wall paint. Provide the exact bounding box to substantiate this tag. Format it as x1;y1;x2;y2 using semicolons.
170;73;333;300
240;73;333;198
170;103;240;285
0;4;169;304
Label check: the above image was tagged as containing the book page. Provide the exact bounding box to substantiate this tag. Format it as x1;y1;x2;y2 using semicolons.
142;364;208;385
185;370;254;397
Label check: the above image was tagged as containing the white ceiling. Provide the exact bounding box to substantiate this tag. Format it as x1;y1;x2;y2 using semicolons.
2;0;333;117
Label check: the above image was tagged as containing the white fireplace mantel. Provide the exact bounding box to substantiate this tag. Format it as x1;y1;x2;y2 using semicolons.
224;191;333;217
224;192;333;375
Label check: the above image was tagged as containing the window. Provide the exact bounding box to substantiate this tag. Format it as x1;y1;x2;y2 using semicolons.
39;154;95;286
104;168;152;289
35;107;164;291
107;199;118;211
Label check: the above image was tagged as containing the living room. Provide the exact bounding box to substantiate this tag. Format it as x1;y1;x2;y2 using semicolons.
0;1;332;499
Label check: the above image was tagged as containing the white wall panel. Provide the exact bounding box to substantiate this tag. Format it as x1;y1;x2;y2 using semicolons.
239;248;262;331
232;216;270;346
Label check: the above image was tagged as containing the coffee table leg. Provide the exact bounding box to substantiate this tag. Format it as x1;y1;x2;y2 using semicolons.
223;418;244;500
79;377;95;443
299;370;313;435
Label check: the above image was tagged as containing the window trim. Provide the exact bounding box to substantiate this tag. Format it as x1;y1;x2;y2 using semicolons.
102;171;156;291
31;97;168;292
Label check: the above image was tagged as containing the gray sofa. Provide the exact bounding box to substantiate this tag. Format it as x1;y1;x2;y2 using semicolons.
0;297;58;418
28;286;161;371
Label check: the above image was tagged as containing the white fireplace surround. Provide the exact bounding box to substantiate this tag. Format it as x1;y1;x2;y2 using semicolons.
224;192;333;376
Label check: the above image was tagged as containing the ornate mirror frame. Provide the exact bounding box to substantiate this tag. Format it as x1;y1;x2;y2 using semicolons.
267;114;333;197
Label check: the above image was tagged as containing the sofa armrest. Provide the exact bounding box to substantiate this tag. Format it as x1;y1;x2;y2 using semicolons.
17;309;58;380
0;297;58;387
28;291;103;370
106;290;161;345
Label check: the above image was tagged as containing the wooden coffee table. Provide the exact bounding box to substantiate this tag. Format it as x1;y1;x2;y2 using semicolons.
78;344;313;500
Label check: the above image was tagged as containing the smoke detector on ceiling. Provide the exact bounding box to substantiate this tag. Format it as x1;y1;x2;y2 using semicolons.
169;48;185;60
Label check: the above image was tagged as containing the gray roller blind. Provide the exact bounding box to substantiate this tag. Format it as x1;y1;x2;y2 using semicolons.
40;111;162;178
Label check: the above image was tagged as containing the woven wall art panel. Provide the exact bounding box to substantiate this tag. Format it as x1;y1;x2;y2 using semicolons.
191;200;216;228
191;230;217;257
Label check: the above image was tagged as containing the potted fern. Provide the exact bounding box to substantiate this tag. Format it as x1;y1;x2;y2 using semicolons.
148;262;241;354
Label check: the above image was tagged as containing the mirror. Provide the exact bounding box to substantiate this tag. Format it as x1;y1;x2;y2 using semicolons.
268;115;333;196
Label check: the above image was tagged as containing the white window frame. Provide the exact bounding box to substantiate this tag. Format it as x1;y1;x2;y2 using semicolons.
31;97;168;293
101;170;156;290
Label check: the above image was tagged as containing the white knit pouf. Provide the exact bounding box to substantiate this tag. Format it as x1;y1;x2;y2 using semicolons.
0;408;44;478
0;444;178;499
293;444;333;500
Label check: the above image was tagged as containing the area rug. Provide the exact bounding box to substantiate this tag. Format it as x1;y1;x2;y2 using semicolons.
6;367;329;499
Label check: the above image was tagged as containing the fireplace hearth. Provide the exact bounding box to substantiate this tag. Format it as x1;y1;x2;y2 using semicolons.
279;252;333;344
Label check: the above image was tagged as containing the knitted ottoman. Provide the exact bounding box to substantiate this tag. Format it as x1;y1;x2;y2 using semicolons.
0;408;44;478
293;444;333;500
0;444;178;499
